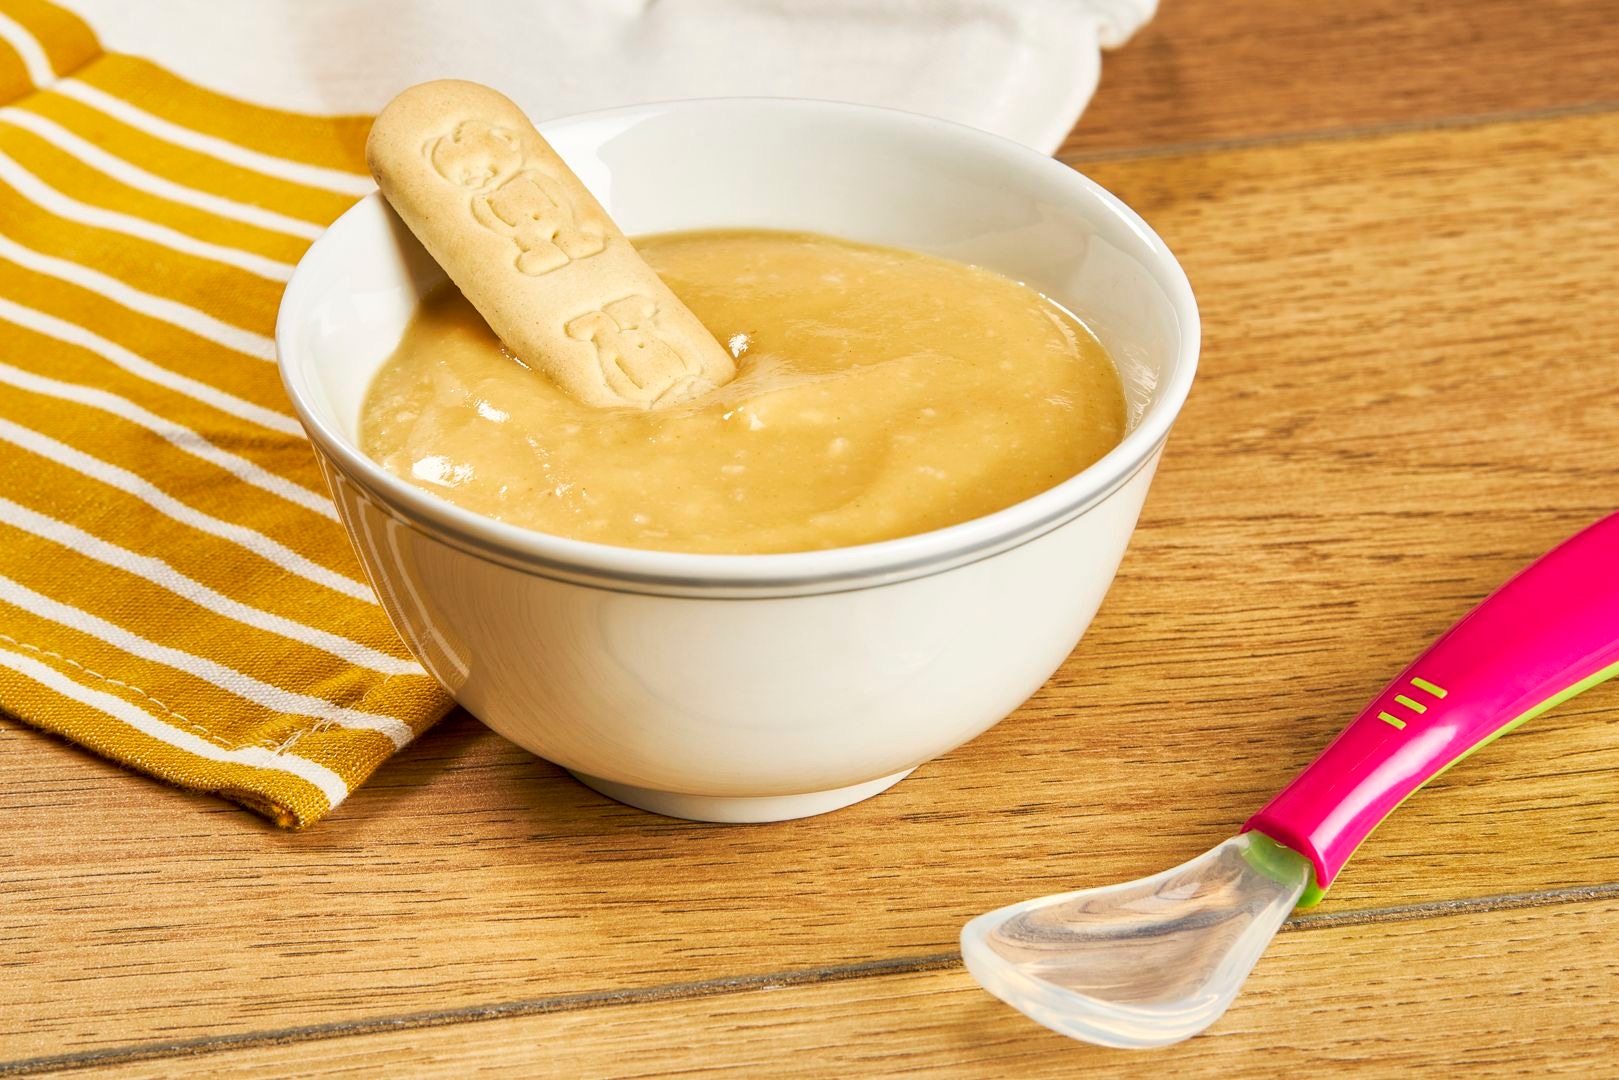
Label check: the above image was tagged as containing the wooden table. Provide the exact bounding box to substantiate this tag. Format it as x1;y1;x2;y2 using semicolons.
6;1;1619;1074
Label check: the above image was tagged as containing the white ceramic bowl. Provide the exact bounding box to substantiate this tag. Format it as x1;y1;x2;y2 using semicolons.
276;99;1198;822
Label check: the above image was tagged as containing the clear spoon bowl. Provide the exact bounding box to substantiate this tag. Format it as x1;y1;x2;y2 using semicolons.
959;833;1312;1048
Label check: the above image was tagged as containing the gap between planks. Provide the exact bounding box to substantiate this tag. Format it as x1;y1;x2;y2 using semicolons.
1058;96;1619;165
7;880;1617;1076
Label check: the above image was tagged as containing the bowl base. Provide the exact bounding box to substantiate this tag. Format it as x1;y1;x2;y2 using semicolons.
568;768;915;823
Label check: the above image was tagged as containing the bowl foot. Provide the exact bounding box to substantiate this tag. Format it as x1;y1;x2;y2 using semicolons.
568;768;915;822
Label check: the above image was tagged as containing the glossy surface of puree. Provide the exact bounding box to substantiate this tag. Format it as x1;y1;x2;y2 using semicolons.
360;230;1125;554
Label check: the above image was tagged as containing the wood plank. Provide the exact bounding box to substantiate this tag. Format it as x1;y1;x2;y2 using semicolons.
6;109;1619;1056
81;898;1619;1077
1066;0;1619;158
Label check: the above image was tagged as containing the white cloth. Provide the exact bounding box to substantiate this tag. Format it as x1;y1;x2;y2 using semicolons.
59;0;1155;152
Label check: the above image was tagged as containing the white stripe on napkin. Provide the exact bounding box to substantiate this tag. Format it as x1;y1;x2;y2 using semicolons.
0;107;325;239
0;418;375;603
0;149;294;280
56;79;376;197
0;497;420;676
0;575;416;747
0;300;301;436
0;230;276;360
0;644;351;806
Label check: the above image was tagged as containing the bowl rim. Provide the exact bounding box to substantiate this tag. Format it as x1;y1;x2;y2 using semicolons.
276;96;1199;594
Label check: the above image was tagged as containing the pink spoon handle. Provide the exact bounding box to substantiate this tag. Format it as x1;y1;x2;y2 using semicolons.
1245;511;1619;904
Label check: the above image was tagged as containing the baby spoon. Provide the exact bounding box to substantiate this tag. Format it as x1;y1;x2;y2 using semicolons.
962;510;1619;1048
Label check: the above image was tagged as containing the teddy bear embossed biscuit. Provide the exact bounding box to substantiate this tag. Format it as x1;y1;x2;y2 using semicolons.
366;80;736;408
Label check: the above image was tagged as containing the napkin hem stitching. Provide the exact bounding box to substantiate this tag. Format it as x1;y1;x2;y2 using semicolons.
0;630;218;743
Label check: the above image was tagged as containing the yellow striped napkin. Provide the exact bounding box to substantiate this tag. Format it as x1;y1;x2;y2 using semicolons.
0;0;452;826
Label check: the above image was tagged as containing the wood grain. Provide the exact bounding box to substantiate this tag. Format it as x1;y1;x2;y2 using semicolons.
4;106;1618;1069
66;898;1619;1077
1064;0;1619;158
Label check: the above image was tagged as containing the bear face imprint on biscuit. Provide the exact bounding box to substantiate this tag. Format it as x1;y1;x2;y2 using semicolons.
567;295;695;397
425;121;524;190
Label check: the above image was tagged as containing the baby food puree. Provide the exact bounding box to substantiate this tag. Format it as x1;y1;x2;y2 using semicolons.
361;229;1125;554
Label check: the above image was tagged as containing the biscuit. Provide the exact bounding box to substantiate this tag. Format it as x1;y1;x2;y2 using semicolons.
366;80;735;408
